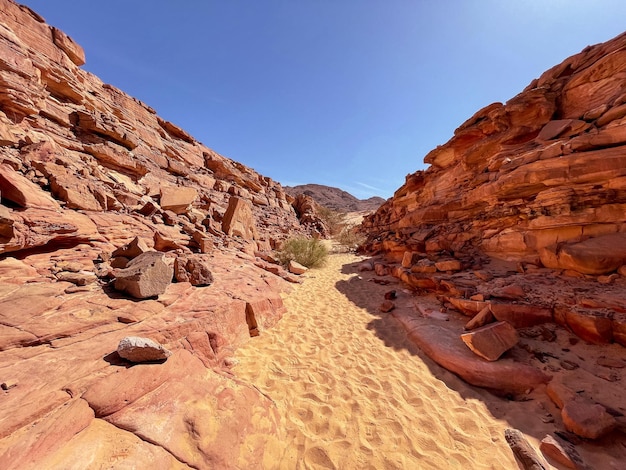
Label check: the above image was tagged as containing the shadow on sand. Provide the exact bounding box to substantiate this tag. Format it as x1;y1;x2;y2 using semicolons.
334;258;581;470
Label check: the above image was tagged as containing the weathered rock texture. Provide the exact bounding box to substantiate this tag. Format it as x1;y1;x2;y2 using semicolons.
361;32;626;348
0;2;303;468
364;33;626;266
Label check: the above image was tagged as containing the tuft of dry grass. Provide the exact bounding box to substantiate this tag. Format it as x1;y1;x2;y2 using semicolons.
277;237;328;268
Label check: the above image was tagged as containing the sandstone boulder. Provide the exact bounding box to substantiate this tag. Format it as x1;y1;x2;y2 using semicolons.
222;196;257;239
561;400;616;439
174;254;214;286
288;260;308;275
0;163;60;210
542;233;626;275
392;310;550;393
159;186;197;214
117;336;172;363
461;321;519;361
113;251;173;299
111;236;150;260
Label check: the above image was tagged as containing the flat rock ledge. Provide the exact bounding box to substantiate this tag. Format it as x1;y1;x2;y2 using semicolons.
392;309;551;394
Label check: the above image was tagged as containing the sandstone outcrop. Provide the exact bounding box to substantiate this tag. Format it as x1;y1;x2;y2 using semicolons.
0;2;306;467
361;31;626;348
113;251;174;299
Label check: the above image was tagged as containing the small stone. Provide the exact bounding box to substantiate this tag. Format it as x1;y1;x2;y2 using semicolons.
598;274;619;284
379;300;395;312
117;336;172;363
357;261;374;272
560;360;579;370
56;270;97;286
288;260;308;275
435;259;462;272
540;434;580;469
384;290;397;300
596;356;625;368
562;400;616;439
374;263;389;276
1;379;17;390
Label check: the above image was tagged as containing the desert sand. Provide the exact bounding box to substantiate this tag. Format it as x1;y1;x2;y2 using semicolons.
235;252;537;469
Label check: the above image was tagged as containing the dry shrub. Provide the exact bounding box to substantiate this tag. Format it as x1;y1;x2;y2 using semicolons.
337;227;366;249
317;207;346;237
277;237;328;268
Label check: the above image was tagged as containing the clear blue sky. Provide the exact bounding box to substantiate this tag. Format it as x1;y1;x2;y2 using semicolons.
21;1;626;199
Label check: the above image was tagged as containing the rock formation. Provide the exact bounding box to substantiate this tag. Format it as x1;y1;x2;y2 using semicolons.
361;31;626;348
0;1;307;467
357;30;626;462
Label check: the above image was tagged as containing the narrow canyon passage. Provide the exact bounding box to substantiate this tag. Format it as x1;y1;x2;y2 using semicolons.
234;253;520;470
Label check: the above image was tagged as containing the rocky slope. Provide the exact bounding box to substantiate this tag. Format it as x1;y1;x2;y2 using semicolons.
284;183;385;212
361;31;626;347
0;1;309;468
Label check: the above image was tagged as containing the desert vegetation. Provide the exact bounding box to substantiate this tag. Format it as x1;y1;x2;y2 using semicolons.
277;236;328;268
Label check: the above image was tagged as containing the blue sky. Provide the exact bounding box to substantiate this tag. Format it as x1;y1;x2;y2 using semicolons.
21;1;626;199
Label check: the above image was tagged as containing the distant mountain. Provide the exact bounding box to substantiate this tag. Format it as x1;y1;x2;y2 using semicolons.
284;184;385;212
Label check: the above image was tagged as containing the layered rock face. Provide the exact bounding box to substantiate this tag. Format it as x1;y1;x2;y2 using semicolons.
0;1;305;467
362;32;626;347
363;32;626;265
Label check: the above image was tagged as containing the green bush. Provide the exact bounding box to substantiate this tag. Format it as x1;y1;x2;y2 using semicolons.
277;237;328;268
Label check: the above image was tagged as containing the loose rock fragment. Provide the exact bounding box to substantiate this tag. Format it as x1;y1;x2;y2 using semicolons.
117;336;172;363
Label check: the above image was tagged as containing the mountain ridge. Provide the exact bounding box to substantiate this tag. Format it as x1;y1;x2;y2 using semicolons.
284;183;385;212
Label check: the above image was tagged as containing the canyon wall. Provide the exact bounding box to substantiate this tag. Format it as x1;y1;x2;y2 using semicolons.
0;1;306;467
363;31;626;275
361;32;626;350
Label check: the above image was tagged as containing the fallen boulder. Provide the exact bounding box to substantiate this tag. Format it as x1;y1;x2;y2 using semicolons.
111;236;150;260
288;260;308;275
460;321;519;361
159;186;197;214
117;336;172;363
113;251;173;299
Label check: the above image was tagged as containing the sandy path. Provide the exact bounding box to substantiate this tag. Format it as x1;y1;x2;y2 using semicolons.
234;253;520;469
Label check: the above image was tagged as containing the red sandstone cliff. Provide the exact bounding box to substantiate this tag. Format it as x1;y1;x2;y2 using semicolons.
361;32;626;348
0;1;307;467
363;32;626;272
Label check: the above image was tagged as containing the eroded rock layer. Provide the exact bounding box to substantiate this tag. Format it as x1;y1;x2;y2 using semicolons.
363;32;626;267
0;1;305;467
361;32;626;347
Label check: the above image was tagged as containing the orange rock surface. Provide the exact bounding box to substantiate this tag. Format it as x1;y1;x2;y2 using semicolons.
361;31;626;348
0;1;307;467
